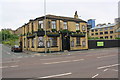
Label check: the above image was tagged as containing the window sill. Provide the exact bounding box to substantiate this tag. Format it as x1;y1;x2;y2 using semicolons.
51;46;58;47
38;46;45;48
76;45;81;47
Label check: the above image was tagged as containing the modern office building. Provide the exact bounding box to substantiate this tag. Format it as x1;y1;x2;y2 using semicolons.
20;12;88;52
89;23;119;39
87;19;95;28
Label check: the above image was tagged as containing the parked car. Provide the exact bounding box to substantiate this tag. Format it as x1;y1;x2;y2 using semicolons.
11;45;22;52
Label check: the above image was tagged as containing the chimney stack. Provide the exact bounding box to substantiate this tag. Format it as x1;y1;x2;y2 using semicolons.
74;11;78;19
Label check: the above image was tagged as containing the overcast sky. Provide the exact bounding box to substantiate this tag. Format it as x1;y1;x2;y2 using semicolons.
0;0;119;30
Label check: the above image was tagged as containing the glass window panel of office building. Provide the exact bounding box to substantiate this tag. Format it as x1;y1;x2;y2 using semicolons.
76;23;80;30
38;21;44;29
52;21;56;29
64;22;68;29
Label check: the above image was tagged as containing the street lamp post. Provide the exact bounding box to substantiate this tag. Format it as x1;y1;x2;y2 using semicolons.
44;0;47;53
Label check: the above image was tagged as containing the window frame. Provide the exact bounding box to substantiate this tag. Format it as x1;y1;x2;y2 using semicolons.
76;37;80;46
38;21;44;29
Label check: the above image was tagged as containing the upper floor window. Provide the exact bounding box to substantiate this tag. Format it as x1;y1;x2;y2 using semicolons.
95;33;98;35
110;27;113;29
82;25;86;31
91;30;94;32
104;27;108;30
91;33;94;35
100;32;103;35
38;21;44;29
110;31;113;34
95;29;98;31
100;28;103;31
52;21;56;29
64;22;68;29
76;23;80;30
31;22;34;32
105;31;108;34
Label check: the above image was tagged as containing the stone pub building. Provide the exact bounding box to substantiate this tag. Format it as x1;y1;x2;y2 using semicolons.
20;12;88;52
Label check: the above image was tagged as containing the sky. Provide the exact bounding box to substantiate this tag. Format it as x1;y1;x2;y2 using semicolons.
0;0;119;30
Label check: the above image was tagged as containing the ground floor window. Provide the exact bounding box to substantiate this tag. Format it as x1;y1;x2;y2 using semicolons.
71;40;74;47
38;37;44;47
82;39;86;47
76;37;80;46
28;39;30;48
32;38;34;48
24;38;26;48
51;37;57;47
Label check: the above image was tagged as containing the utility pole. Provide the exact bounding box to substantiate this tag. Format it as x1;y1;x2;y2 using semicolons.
44;0;47;53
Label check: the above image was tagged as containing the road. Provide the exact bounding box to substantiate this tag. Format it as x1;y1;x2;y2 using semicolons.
1;44;119;79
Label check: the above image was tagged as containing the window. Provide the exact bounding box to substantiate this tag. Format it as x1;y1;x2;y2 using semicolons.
82;25;86;31
105;36;108;39
31;22;34;33
110;36;113;39
104;27;108;30
91;33;94;35
38;37;44;47
48;21;51;28
110;27;113;29
76;37;80;46
95;33;98;35
100;32;103;35
51;37;57;46
52;21;56;29
91;30;94;32
82;40;86;47
76;23;80;30
100;29;103;31
95;29;98;31
64;22;68;29
105;31;108;34
100;37;103;39
28;39;30;48
24;38;26;48
110;31;113;34
71;40;74;47
32;38;34;48
38;21;43;29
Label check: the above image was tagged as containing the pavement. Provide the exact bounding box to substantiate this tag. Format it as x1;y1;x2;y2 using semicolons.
0;44;119;79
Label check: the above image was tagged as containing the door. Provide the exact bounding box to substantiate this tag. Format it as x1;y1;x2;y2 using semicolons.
62;34;70;50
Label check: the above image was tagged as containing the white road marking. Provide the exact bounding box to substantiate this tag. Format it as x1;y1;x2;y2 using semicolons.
109;69;118;72
17;56;23;58
7;52;11;55
43;59;84;64
0;60;20;64
97;55;117;59
38;72;72;79
0;66;8;69
40;56;75;61
103;69;108;72
97;64;119;69
0;65;18;68
92;74;99;78
10;65;18;68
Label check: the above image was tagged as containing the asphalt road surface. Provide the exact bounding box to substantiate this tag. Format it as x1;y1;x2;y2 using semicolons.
1;45;119;79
